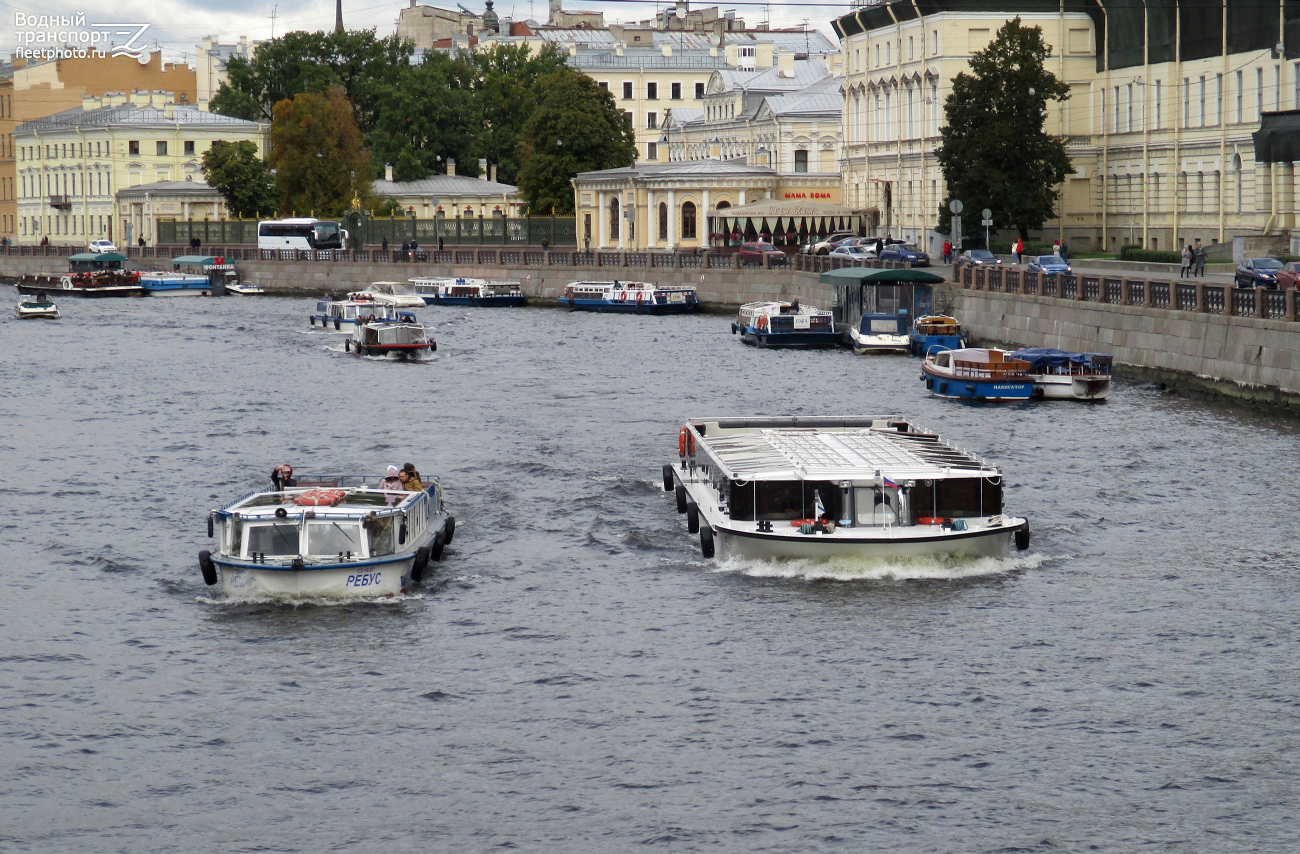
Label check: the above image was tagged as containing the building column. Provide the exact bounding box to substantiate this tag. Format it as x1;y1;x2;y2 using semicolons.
667;188;676;250
598;191;607;248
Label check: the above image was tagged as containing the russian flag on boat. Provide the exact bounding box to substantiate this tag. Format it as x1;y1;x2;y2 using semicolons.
882;476;899;489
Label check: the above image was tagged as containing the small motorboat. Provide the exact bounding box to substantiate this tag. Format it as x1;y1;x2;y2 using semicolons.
139;272;212;297
1011;348;1113;400
558;281;698;313
226;282;266;295
409;277;527;307
345;316;436;358
848;312;909;354
200;472;456;598
13;296;60;319
910;315;965;356
665;416;1030;562
921;348;1034;401
732;301;839;348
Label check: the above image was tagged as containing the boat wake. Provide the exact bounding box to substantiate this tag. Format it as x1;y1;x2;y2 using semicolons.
710;551;1048;582
196;592;426;607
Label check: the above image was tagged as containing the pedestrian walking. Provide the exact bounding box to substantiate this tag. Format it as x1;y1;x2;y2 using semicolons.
1052;240;1061;257
1195;246;1207;277
1180;245;1191;277
1059;240;1069;264
381;236;388;251
942;240;952;264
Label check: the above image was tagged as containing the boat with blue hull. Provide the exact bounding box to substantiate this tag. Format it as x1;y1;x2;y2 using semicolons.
732;301;839;348
409;277;527;307
309;294;416;330
921;348;1034;401
200;472;456;598
139;272;212;297
558;281;699;313
910;315;966;356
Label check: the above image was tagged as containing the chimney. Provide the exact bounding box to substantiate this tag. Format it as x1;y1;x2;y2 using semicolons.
478;158;488;179
777;50;794;78
385;163;394;182
446;157;456;176
490;163;497;182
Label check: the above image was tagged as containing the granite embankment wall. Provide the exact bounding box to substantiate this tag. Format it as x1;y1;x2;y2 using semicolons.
953;265;1300;409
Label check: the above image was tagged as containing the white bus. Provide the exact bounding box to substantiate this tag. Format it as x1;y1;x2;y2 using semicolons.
257;218;349;251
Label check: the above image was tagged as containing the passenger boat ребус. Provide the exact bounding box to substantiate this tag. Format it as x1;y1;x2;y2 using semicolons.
920;348;1034;401
732;301;839;348
200;473;456;598
1009;348;1113;400
409;277;527;307
664;416;1030;561
558;281;699;313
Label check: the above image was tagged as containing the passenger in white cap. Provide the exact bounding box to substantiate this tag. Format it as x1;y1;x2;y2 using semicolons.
378;465;404;505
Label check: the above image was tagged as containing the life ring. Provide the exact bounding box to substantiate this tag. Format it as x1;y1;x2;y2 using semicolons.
619;291;627;302
293;488;347;506
916;516;949;526
636;292;644;305
679;426;688;457
756;315;768;330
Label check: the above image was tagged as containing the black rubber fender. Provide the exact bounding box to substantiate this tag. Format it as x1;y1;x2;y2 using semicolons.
699;525;715;559
662;463;675;492
357;344;367;357
309;316;316;326
675;482;687;513
430;340;437;351
411;545;432;582
207;515;214;538
344;339;351;352
443;516;456;545
334;318;341;330
431;532;445;562
686;498;700;534
198;549;217;586
1015;524;1031;551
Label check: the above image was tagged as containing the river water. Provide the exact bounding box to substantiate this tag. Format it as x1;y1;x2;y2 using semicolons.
1;293;1298;853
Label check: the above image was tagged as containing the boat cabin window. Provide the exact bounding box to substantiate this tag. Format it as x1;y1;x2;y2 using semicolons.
911;478;1000;518
854;488;898;526
862;316;903;334
245;523;300;556
307;521;363;556
366;516;395;556
732;480;843;521
225;519;242;555
934;351;950;368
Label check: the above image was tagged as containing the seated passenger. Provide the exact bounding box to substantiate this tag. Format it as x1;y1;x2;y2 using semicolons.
378;465;404;506
401;462;423;491
271;463;294;491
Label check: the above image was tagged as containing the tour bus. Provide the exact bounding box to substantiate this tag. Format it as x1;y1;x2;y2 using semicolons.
257;218;349;252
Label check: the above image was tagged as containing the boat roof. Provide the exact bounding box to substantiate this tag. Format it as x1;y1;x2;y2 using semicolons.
218;476;431;519
688;417;998;481
740;300;831;314
1011;348;1112;368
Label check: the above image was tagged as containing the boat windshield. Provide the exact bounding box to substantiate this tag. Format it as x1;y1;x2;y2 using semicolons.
855;487;898;526
862;316;902;334
366;516;396;556
246;523;300;556
307;521;364;556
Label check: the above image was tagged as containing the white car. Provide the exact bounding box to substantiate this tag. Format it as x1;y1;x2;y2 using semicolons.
828;245;875;260
88;239;117;254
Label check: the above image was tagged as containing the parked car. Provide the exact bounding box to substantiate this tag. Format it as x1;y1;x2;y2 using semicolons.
804;232;858;255
88;239;117;254
737;241;788;266
1026;255;1072;275
1277;261;1300;289
1235;257;1285;288
879;243;930;266
958;249;1002;267
828;245;876;261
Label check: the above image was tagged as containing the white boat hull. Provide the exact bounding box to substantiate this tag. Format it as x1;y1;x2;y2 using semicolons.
714;523;1019;561
850;331;910;354
217;557;414;598
1031;374;1111;400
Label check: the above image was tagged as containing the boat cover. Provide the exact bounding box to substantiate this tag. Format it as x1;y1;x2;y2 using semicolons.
1011;348;1110;369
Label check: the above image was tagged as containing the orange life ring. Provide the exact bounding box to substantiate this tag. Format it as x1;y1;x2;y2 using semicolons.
293;488;347;507
756;315;768;330
916;516;949;526
619;291;627;301
688;432;696;456
679;426;688;457
636;292;644;305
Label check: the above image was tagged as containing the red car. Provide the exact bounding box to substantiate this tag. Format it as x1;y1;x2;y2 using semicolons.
1277;261;1300;289
737;241;789;266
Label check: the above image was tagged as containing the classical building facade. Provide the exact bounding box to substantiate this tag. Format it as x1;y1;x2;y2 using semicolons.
115;178;225;246
835;0;1300;253
372;163;522;219
572;158;840;251
14;93;266;246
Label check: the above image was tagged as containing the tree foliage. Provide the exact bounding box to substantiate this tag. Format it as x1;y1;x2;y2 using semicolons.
200;140;278;218
935;18;1072;240
367;50;480;183
268;85;372;217
516;71;636;215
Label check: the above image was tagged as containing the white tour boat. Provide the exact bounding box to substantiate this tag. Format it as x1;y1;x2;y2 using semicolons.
664;416;1030;561
352;284;426;309
200;472;456;598
345;318;436;358
409;277;527;307
732;301;839;348
558;281;699;313
309;295;413;329
1009;348;1113;400
13;296;60;319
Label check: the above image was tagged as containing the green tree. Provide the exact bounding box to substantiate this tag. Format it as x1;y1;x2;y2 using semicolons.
467;44;571;186
200;140;278;217
367;50;480;182
935;17;1072;241
269;85;373;217
516;70;636;215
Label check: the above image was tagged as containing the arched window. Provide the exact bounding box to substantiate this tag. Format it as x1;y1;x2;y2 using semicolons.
609;196;620;240
658;201;668;240
681;201;697;239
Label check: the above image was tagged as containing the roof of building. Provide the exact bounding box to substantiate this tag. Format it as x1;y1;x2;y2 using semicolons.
371;174;519;198
762;90;843;118
527;27;835;54
116;179;220;198
576;157;775;181
713;59;830;94
17;104;264;134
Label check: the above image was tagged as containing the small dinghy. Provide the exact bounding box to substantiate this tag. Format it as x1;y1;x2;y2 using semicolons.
13;296;60;319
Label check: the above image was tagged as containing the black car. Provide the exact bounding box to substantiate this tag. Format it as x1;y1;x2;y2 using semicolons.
958;249;1001;267
1235;258;1284;288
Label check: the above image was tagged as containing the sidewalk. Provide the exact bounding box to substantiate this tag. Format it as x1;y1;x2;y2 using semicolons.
995;255;1238;284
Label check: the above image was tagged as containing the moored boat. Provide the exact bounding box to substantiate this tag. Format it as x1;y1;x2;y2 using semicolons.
18;270;143;298
664;416;1030;562
920;348;1034;401
409;277;527;307
344;318;436;358
558;281;699;313
1011;348;1113;400
848;313;910;354
200;472;456;598
732;301;838;348
13;296;60;319
910;315;965;356
139;271;212;297
227;282;266;295
351;284;426;309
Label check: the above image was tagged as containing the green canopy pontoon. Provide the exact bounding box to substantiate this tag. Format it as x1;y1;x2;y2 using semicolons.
819;267;945;285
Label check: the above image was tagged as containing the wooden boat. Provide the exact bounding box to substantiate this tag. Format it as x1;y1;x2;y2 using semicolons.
909;315;965;356
921;348;1034;401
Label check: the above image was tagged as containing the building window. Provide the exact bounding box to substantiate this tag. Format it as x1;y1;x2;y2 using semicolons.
609;196;620;240
1236;70;1243;123
794;149;808;172
156;141;167;156
1257;68;1264;118
932;29;938;54
1182;78;1189;128
623;82;633;100
647;142;658;160
1215;74;1222;126
647;82;657;100
647;112;657;129
184;141;195;155
681;201;696;239
658;201;668;240
671;82;681;100
908;36;914;60
129;140;139;155
584;213;591;242
695;82;705;100
598;81;608;90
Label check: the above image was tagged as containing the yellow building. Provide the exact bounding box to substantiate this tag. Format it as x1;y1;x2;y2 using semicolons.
373;161;522;219
115;179;226;246
835;0;1300;254
14;91;266;246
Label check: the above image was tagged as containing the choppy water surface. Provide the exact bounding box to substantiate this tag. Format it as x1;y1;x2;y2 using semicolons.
1;293;1298;853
